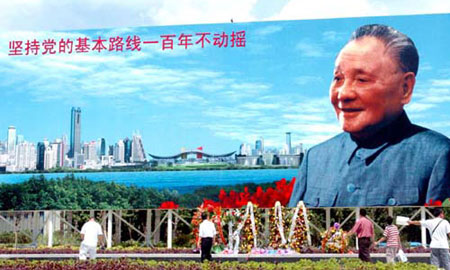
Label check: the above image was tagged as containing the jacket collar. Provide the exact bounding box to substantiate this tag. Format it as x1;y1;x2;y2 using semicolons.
344;111;412;164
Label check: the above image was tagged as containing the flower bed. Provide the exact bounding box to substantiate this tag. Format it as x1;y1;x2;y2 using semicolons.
0;258;437;270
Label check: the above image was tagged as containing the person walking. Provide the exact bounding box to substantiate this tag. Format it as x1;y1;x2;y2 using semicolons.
79;216;104;260
197;212;216;262
346;209;374;262
375;216;401;263
408;208;450;270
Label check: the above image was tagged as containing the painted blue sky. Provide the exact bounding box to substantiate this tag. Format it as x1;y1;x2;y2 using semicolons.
0;14;449;155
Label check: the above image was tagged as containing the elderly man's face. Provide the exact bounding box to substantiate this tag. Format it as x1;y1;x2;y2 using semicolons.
330;36;410;139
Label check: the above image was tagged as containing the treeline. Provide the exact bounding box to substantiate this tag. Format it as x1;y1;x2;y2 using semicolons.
0;174;275;210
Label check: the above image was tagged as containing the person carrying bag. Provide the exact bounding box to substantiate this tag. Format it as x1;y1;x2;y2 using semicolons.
408;208;450;270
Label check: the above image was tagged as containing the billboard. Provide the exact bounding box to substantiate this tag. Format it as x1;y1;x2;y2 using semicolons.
0;14;449;209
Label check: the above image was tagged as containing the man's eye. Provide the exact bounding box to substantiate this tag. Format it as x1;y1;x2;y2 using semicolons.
334;76;342;82
357;77;369;83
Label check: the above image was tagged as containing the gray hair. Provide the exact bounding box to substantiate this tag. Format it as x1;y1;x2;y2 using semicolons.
350;24;419;75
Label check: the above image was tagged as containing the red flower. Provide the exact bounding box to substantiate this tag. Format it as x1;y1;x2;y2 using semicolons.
424;199;442;206
216;177;296;208
159;201;179;209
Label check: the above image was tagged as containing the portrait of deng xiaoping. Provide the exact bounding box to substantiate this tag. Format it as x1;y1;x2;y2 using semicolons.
289;24;450;207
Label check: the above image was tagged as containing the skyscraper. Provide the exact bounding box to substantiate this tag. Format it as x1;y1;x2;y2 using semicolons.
114;140;125;163
255;138;264;155
62;134;69;155
52;139;64;167
15;141;36;171
16;135;24;144
44;144;56;170
131;133;146;163
286;132;292;155
7;126;16;158
83;141;98;162
69;107;81;158
239;143;252;156
99;138;106;157
123;137;132;163
36;142;46;171
108;145;114;156
0;141;6;155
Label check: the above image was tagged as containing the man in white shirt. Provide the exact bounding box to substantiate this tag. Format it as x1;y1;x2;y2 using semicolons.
408;208;450;270
197;212;216;262
79;216;104;260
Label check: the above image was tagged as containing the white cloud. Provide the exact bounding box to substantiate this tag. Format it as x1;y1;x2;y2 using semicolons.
204;107;263;119
431;79;450;87
254;25;283;36
414;88;450;103
287;97;332;114
0;40;226;106
199;81;229;92
216;82;271;101
294;75;324;85
282;114;327;122
322;31;346;42
195;94;339;148
420;62;433;72
285;122;341;134
418;120;450;129
295;41;330;57
231;82;270;91
405;103;436;113
241;102;281;110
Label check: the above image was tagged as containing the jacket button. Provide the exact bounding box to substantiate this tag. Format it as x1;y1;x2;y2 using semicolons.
347;184;356;193
388;198;397;206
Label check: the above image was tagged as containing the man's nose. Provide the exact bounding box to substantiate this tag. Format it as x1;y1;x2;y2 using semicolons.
336;80;357;101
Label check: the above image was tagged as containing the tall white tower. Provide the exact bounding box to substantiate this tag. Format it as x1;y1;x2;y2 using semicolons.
7;126;17;156
131;133;146;162
115;140;125;163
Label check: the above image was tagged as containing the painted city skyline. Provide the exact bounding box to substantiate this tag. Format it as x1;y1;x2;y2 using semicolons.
1;14;449;158
1;106;302;172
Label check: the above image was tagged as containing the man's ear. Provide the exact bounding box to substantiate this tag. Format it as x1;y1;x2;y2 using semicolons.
401;72;415;105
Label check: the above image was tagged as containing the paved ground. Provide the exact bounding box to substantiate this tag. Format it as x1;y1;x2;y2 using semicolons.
0;253;431;263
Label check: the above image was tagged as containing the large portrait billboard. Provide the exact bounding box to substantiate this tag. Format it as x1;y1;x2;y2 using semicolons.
0;14;449;209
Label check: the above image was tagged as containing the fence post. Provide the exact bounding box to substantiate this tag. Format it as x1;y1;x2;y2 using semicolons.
388;207;393;217
114;210;122;244
67;211;73;233
325;208;331;230
32;211;39;245
421;207;426;248
13;214;17;249
107;210;112;248
145;209;152;247
167;210;173;249
154;210;161;244
47;211;53;247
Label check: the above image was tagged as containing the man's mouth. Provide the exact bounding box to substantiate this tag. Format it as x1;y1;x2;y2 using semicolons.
340;108;363;113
